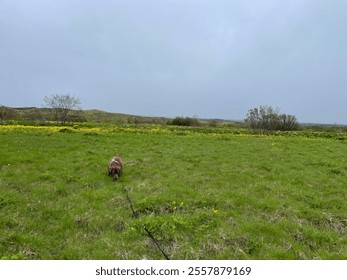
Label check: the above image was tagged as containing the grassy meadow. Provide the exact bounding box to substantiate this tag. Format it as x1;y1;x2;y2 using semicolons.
0;124;346;259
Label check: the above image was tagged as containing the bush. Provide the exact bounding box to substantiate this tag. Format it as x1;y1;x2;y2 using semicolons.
168;117;200;127
245;105;299;132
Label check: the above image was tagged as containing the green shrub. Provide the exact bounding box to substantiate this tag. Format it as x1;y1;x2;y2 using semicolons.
168;117;200;127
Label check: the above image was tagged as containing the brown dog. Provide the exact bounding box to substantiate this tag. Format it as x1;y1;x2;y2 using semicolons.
108;155;123;180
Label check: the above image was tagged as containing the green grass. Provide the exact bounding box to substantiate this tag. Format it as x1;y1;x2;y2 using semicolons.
0;125;346;259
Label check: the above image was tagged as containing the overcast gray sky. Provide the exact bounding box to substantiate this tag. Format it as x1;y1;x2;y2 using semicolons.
1;0;346;124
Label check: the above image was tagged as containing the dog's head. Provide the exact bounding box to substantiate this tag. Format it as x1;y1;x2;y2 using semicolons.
112;172;119;180
111;166;122;180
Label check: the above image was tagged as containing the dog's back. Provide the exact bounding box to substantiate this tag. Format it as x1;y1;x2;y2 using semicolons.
108;155;123;180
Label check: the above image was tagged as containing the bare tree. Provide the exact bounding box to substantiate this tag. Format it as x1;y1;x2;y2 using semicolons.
245;105;299;132
44;94;81;124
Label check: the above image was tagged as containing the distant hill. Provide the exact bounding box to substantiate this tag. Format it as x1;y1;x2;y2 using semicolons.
1;106;243;127
82;109;170;124
1;106;170;124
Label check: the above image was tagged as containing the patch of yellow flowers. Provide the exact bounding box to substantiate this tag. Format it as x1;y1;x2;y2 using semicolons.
0;124;102;134
0;124;341;141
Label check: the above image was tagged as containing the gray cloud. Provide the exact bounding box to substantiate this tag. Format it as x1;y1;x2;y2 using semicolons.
1;0;346;123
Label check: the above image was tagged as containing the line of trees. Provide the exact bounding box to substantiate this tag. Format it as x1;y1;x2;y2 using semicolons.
245;105;299;132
